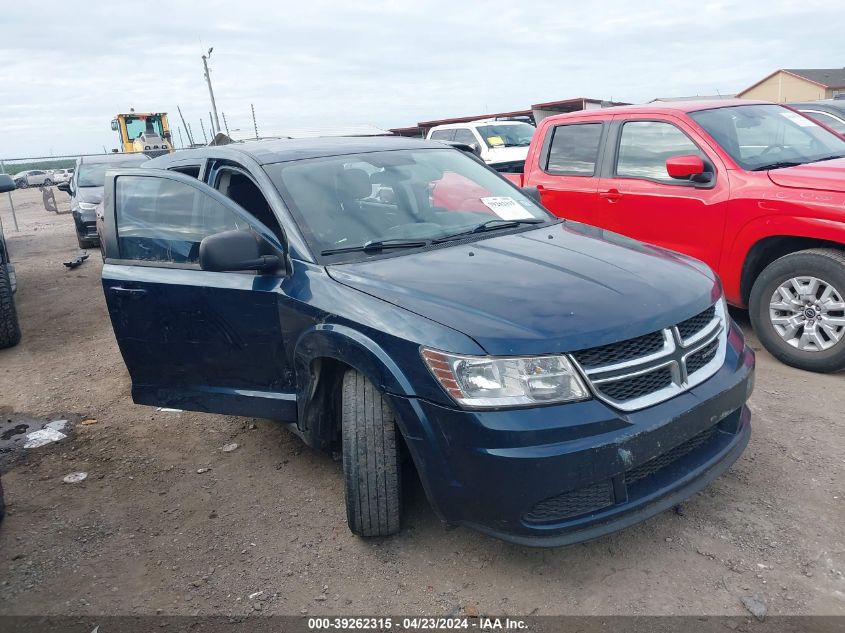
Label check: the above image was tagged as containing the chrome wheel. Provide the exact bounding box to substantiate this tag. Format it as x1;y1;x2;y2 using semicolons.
769;276;845;352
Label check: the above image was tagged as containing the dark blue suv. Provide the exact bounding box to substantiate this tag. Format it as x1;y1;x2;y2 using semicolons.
98;137;754;546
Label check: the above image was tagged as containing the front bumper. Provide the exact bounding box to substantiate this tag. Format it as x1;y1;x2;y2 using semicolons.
391;320;754;546
72;209;99;242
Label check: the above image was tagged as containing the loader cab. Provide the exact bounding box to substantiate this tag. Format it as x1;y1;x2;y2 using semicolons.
112;112;173;157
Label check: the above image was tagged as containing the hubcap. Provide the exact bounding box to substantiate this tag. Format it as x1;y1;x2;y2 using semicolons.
769;276;845;352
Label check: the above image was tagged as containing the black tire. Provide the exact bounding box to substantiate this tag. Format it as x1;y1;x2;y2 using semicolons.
749;248;845;373
16;181;27;189
341;369;402;537
0;264;21;350
43;179;53;186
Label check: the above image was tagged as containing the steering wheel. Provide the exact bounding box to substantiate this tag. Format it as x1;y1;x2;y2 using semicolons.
759;144;786;155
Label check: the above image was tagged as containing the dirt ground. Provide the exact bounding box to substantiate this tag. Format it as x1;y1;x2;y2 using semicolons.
0;187;842;618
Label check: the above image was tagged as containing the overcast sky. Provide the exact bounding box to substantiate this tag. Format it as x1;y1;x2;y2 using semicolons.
1;0;843;158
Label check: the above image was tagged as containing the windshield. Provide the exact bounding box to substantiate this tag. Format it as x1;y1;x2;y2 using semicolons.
474;123;535;148
124;116;163;140
265;148;552;260
690;104;845;170
78;159;147;187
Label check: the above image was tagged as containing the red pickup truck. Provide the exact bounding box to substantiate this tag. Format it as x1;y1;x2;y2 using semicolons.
505;99;845;373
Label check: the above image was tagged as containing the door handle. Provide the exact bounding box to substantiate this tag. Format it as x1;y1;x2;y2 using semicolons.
109;286;147;297
599;189;623;202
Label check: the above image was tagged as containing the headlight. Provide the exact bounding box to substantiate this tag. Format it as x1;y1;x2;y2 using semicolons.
78;202;97;211
421;347;589;408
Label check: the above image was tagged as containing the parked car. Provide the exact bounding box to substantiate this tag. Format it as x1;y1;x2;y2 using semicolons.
47;168;73;184
0;174;21;349
97;136;754;545
505;100;845;373
13;170;50;188
789;100;845;137
58;153;150;248
427;119;535;173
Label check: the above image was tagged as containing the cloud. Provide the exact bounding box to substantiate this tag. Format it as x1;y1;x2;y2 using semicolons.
0;0;842;157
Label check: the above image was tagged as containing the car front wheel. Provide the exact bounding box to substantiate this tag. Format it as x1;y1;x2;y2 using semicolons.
750;248;845;373
341;369;402;537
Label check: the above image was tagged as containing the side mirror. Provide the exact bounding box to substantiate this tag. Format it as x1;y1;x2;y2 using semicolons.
666;155;710;182
57;182;71;194
469;143;481;157
111;120;119;131
0;174;14;194
521;186;542;204
199;230;281;273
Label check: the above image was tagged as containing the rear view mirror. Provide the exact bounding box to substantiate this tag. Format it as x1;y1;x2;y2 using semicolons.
666;155;709;182
0;174;14;194
199;230;281;273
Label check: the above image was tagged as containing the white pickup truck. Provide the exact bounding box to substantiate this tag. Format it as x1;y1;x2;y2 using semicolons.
426;119;535;172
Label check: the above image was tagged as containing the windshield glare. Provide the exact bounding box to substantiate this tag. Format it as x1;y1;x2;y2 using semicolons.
475;123;535;148
690;104;845;170
265;148;551;258
78;160;147;187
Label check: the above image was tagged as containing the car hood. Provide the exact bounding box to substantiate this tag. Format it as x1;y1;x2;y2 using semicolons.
327;223;719;356
75;186;104;204
767;157;845;193
484;145;530;165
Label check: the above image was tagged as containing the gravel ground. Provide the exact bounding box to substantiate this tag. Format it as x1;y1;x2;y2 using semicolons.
0;187;842;617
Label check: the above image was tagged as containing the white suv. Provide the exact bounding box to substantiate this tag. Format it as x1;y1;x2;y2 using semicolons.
48;169;72;184
426;120;535;170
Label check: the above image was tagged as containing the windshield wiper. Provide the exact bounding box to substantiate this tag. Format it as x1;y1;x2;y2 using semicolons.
321;238;431;256
434;218;545;243
751;161;804;171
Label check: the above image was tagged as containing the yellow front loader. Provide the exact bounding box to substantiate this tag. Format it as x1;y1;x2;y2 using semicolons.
111;111;174;157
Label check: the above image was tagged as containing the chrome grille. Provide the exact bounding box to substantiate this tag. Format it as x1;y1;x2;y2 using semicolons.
572;330;665;369
677;305;716;341
571;301;727;412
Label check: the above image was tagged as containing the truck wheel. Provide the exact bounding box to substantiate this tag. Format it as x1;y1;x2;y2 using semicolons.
0;264;22;349
43;178;53;186
750;248;845;373
341;369;402;537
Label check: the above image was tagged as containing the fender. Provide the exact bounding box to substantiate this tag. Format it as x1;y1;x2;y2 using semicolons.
292;323;445;449
722;215;845;305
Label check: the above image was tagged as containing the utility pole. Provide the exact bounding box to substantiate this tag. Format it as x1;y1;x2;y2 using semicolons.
202;47;221;135
177;105;194;145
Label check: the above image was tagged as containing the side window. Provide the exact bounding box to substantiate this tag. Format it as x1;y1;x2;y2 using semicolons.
213;169;285;240
115;175;245;264
430;129;455;141
170;165;201;179
452;128;478;145
800;110;845;135
616;121;704;182
546;123;603;175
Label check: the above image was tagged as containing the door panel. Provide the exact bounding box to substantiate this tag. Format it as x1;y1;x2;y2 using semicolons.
101;169;296;421
526;121;605;225
598;117;730;272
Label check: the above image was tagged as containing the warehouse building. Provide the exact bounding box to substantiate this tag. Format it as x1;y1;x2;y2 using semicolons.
738;69;845;102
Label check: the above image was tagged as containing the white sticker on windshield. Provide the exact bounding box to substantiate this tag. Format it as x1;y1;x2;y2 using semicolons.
480;196;534;220
781;111;815;127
